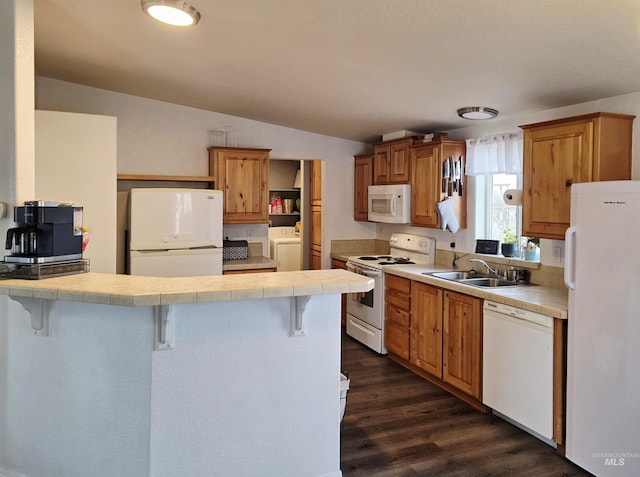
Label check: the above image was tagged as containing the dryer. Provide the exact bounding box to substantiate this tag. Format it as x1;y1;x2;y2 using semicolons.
268;226;301;271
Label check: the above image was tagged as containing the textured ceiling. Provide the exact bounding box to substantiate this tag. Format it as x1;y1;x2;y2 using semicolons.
34;0;640;143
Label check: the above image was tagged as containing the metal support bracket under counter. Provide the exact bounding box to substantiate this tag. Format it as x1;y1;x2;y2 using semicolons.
10;296;51;336
7;297;314;351
154;304;174;350
289;295;311;337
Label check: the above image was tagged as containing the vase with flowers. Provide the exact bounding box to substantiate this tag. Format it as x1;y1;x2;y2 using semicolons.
524;237;540;261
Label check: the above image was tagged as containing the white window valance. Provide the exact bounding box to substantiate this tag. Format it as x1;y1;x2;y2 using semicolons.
465;132;523;175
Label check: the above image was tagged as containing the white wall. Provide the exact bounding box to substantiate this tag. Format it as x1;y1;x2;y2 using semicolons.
0;0;35;219
149;296;342;477
2;300;153;477
0;2;35;470
35;111;118;273
1;295;342;477
36;77;378;269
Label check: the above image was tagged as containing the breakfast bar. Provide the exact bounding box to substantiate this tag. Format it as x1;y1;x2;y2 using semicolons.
0;270;372;477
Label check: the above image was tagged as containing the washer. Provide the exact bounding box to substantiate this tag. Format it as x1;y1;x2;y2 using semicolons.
268;226;301;271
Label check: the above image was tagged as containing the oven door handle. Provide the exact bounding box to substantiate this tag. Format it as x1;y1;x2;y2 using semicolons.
346;264;382;277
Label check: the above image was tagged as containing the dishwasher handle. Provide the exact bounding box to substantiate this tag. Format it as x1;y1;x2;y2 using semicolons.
483;300;553;329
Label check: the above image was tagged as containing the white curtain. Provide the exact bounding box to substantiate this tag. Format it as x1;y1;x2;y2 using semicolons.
465;132;523;175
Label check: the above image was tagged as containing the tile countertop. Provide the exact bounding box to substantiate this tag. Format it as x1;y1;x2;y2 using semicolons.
0;270;373;307
384;264;568;319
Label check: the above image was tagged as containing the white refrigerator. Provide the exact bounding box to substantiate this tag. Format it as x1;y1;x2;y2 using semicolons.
128;188;223;277
564;181;640;476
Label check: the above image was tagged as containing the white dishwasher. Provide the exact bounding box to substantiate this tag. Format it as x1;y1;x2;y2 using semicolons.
482;300;554;442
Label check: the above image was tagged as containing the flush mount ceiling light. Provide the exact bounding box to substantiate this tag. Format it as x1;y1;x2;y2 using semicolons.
457;106;499;120
142;0;201;27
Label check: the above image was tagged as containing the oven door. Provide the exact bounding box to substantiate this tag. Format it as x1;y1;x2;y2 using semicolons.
346;262;384;329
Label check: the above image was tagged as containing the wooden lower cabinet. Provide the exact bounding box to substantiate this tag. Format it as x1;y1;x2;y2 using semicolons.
410;282;443;378
442;290;482;399
331;258;348;326
386;278;483;404
385;275;411;359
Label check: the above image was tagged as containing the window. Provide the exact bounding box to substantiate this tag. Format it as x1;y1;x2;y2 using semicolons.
465;132;524;246
487;173;521;242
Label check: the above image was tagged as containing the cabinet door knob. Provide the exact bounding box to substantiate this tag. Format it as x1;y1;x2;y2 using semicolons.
565;179;573;188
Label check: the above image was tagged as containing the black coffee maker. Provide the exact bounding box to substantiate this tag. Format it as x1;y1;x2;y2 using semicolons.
5;201;83;263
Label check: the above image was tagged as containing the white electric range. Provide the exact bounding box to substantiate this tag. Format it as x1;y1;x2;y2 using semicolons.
345;233;436;354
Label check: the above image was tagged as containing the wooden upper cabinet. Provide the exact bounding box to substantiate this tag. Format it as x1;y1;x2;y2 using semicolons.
521;112;634;239
373;138;413;184
410;144;441;228
410;140;466;230
208;147;270;224
354;154;373;221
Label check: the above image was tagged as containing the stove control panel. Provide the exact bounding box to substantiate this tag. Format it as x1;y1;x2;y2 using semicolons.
389;233;435;254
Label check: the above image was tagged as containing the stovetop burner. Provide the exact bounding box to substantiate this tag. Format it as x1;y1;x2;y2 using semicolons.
351;255;417;266
378;259;415;265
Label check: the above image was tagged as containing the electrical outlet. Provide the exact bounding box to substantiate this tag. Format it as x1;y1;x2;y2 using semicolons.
552;243;564;264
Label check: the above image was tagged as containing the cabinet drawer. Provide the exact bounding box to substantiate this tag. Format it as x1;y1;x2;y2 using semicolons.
386;303;410;327
385;320;410;360
386;274;411;294
386;288;410;311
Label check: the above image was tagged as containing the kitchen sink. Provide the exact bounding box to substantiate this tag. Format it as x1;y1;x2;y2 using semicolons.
426;270;531;288
428;270;487;280
458;277;521;287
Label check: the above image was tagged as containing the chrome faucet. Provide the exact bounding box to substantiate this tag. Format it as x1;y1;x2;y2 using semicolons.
469;259;500;276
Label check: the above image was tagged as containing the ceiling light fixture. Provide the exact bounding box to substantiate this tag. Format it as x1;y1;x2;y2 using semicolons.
141;0;201;27
457;106;499;120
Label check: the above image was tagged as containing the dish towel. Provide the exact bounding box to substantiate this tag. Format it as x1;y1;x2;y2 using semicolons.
436;198;459;233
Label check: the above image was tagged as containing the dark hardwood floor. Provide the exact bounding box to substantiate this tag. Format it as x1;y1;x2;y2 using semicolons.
340;333;592;477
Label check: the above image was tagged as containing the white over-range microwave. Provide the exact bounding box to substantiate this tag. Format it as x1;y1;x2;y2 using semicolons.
367;184;411;223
